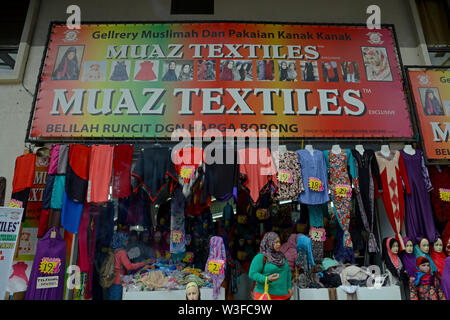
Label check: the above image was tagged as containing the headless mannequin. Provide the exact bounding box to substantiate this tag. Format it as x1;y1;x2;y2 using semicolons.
305;144;314;156
331;144;342;155
403;144;415;155
380;145;391;158
355;144;365;156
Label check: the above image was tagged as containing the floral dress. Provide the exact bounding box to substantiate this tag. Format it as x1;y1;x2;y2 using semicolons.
324;149;359;249
409;276;446;300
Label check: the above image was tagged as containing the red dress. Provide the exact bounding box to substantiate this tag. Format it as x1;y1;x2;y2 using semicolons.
135;61;157;81
375;151;411;250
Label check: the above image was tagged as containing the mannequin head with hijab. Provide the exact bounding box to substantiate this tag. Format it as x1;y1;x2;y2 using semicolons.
405;238;414;254
433;238;443;253
419;238;430;254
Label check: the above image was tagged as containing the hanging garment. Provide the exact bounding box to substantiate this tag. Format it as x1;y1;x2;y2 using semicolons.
78;204;98;272
400;150;439;244
48;145;60;175
205;236;227;300
65;144;91;203
37;209;51;238
11;153;36;211
375;151;411;250
238;148;278;205
132;146;177;202
57;145;69;174
135;60;157;81
308;204;326;227
272;150;304;201
352;149;383;253
427;166;450;222
25;227;66;300
324;149;359;249
87;145;114;203
50;176;66;210
296;149;329;205
442;257;450;300
201;147;239;204
61;190;84;234
173;146;204;199
112;144;133;199
170;188;186;258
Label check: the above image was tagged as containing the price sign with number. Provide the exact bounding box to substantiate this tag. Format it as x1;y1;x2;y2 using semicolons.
165;252;172;260
180;165;195;180
256;209;269;220
237;215;247;224
207;259;225;276
309;227;326;242
182;252;194;263
8;199;23;208
336;184;352;198
39;257;61;275
278;169;293;183
172;230;184;244
308;177;324;192
439;188;450;202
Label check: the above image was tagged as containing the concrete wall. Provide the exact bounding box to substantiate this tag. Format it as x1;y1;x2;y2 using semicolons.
0;0;429;203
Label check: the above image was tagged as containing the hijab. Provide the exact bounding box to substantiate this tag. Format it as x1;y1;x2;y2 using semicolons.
205;236;226;300
296;234;315;269
414;257;432;286
441;257;450;300
260;232;286;268
280;234;299;264
413;238;438;274
400;237;416;278
111;232;129;250
430;239;446;277
382;237;402;277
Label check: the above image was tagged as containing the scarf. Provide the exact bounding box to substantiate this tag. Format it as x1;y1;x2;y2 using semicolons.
441;257;450;300
296;234;315;268
280;234;299;265
383;237;402;276
430;246;446;277
415;257;432;286
400;237;416;278
260;232;286;267
413;240;438;274
205;236;226;300
111;232;129;250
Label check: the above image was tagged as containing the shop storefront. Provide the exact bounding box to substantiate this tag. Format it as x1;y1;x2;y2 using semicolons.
0;0;448;302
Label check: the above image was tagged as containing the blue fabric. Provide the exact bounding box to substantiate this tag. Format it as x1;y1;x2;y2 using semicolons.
296;234;315;267
61;190;83;234
50;175;66;209
296;149;329;205
308;204;325;227
334;228;355;264
111;232;129;249
108;284;123;300
413;244;438;274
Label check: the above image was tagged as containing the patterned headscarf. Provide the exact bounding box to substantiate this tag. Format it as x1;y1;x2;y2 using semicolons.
205;236;226;300
111;232;129;249
415;257;432;286
260;232;286;268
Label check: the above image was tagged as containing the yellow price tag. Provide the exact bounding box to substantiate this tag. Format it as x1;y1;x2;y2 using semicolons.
165;252;171;260
8;199;23;208
180;165;195;179
308;177;324;192
172;230;183;244
256;209;269;220
439;188;450;202
336;184;351;198
207;259;225;275
182;252;193;263
309;227;326;242
278;170;293;183
39;257;61;275
237;215;247;224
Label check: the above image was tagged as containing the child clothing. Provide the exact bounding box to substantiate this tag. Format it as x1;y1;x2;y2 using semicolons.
135;61;157;81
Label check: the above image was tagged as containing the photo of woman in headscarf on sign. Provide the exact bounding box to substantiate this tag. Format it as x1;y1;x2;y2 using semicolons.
52;46;83;80
420;88;445;116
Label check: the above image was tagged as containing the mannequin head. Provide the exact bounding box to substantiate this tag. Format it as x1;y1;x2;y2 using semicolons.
419;238;430;254
390;239;400;254
153;231;162;244
185;282;200;300
433;238;443;253
405;239;414;254
418;260;430;274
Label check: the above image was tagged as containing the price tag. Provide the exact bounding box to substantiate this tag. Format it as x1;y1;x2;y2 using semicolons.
309;227;326;242
182;252;194;263
172;230;184;244
439;188;450;202
256;209;269;220
308;177;324;192
336;184;352;198
207;259;225;276
39;257;61;275
36;276;59;289
237;215;247;224
8;199;23;208
278;169;293;183
165;252;172;260
180;165;195;180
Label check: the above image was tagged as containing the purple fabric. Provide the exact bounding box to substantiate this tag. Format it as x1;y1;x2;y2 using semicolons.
400;150;440;244
25;227;66;300
442;256;450;300
48;145;60;175
400;236;416;278
205;236;226;300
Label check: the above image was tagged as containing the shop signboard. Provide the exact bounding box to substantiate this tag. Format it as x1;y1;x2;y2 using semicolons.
28;22;412;139
0;207;24;300
406;67;450;161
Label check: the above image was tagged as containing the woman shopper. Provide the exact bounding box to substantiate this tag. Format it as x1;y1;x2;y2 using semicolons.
249;232;293;300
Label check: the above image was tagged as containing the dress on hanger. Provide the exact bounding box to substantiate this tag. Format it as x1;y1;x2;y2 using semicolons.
400;150;440;244
352;149;383;253
272;150;304;201
427;166;450;222
375;150;411;250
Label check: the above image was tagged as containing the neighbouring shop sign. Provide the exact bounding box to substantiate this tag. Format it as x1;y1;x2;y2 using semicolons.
407;67;450;160
28;22;412;139
0;207;24;300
